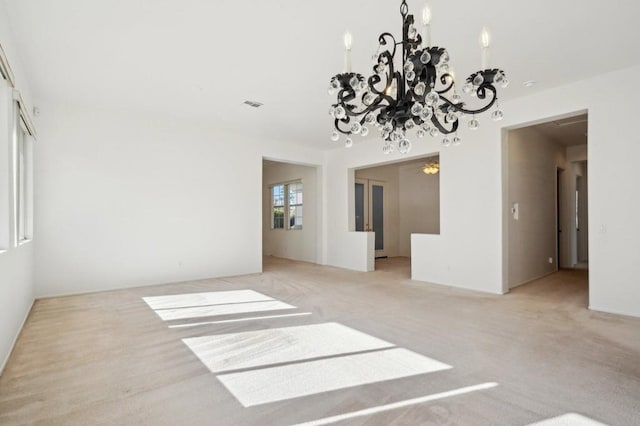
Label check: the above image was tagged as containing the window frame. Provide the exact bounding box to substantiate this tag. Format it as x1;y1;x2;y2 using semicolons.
269;180;303;231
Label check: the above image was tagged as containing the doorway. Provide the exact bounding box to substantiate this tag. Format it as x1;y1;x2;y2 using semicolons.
262;159;321;266
353;156;440;272
355;179;386;258
503;112;589;306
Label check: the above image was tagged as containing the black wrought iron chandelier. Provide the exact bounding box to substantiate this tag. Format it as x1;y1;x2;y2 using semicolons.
328;0;508;154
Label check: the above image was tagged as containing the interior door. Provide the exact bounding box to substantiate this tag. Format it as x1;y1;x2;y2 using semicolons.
355;178;369;232
369;180;386;257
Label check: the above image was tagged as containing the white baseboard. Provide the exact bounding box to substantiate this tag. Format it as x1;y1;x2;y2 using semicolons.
0;298;35;376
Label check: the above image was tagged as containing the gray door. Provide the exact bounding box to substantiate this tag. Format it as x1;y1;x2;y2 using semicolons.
355;182;365;232
371;184;384;251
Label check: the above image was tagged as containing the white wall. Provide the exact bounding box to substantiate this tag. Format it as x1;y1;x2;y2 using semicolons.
505;127;566;288
262;160;319;264
0;2;35;374
33;101;324;298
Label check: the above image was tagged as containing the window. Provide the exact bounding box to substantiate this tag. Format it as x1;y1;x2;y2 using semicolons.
272;184;285;229
270;181;303;230
288;182;303;230
11;104;32;245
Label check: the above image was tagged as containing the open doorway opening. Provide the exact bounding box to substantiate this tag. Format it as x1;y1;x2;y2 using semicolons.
503;112;589;306
262;159;320;268
354;155;440;274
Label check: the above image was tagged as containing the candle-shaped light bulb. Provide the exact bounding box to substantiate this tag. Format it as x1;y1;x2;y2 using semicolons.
422;4;432;47
422;5;431;25
480;27;491;70
344;31;353;73
344;31;353;51
480;27;491;49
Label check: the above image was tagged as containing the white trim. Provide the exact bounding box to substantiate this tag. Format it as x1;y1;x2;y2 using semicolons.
12;89;36;138
0;299;34;376
0;41;16;87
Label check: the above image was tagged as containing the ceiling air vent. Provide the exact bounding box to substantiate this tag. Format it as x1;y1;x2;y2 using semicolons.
244;100;263;108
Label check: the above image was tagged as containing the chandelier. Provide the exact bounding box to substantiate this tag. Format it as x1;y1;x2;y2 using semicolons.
422;160;440;175
328;0;508;154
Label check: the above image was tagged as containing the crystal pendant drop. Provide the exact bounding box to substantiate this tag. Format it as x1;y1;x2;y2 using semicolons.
501;79;510;89
451;92;462;103
360;126;369;137
405;119;416;130
494;72;505;85
420;51;431;64
421;108;433;121
429;127;440;137
441;137;451;147
376;64;386;75
357;81;367;92
411;103;424;116
365;113;376;124
426;90;439;106
417;129;426;138
414;82;426;96
406;70;416;81
462;82;474;94
440;50;450;64
351;122;362;134
422;124;432;133
382;143;390;155
331;79;341;91
404;61;414;73
334;106;346;120
452;135;462;146
473;74;484;86
345;137;353;148
329;106;336;117
331;131;340;142
398;139;412;155
468;118;480;130
408;25;417;38
363;93;375;106
492;109;504;121
328;86;336;95
439;63;450;73
446;112;457;122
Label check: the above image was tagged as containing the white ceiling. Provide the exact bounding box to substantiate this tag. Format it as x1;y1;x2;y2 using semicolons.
4;0;640;149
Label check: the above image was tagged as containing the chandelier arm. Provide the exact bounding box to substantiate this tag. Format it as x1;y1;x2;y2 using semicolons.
334;118;353;135
436;73;455;94
378;33;398;59
345;98;387;119
443;85;498;115
430;115;459;135
337;88;357;104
